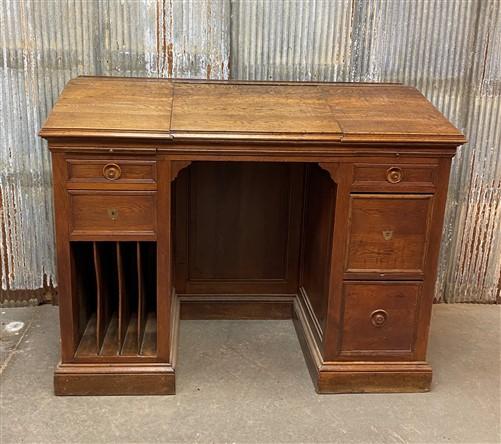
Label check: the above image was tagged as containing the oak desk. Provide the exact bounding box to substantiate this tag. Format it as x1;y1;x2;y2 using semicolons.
41;77;465;395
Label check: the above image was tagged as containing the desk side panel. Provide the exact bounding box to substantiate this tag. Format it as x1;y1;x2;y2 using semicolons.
299;164;336;345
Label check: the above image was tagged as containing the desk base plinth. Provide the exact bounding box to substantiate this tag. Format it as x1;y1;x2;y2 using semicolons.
54;364;175;396
314;365;432;394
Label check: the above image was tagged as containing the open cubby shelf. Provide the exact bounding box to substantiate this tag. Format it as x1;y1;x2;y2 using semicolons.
72;241;157;358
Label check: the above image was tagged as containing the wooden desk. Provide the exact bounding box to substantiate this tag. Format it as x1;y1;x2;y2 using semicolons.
41;77;465;395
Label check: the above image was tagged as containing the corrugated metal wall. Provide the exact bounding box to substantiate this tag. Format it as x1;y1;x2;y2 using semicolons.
0;0;230;305
1;0;499;304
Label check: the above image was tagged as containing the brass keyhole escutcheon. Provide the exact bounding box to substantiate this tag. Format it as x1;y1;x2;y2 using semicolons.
382;230;393;241
103;163;122;180
370;309;388;327
386;167;403;184
108;208;118;221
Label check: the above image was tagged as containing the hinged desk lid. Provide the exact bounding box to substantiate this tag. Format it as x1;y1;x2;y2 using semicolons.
40;76;465;145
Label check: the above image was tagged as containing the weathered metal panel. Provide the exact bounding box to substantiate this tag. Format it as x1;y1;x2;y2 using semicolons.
0;0;230;302
231;0;500;303
231;0;354;81
164;0;230;79
438;0;501;303
1;0;499;303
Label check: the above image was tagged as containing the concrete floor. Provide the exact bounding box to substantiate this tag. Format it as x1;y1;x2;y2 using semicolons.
0;304;499;444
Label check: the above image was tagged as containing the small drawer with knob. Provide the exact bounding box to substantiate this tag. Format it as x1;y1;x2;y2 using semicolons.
68;191;156;239
66;158;157;190
352;162;437;192
339;282;421;359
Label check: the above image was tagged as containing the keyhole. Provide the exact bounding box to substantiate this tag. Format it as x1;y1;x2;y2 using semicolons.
382;230;393;241
108;208;118;220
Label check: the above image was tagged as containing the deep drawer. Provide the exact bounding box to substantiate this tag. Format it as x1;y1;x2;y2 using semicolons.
69;191;156;239
345;194;433;278
339;282;421;358
352;163;437;192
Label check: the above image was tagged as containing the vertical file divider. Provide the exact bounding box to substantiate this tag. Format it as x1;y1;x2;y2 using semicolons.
117;242;128;353
98;242;119;356
141;242;157;356
137;242;147;354
93;242;104;352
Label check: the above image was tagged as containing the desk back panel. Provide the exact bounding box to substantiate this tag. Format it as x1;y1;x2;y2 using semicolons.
174;161;304;295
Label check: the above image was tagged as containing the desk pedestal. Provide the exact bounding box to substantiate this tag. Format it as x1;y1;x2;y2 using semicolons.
52;157;450;395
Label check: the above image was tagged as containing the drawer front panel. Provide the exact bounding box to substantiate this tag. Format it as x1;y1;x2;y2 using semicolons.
67;159;156;184
352;163;437;192
340;282;421;358
69;192;156;237
346;194;433;277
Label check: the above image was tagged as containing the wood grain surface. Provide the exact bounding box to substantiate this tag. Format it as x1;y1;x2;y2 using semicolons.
41;77;465;144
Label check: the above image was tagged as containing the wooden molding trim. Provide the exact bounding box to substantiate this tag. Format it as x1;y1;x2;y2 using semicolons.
170;290;180;367
171;160;192;182
298;286;324;343
317;162;340;182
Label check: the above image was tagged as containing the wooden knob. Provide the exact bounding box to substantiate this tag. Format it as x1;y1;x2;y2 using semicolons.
386;167;403;184
103;163;121;180
370;309;388;327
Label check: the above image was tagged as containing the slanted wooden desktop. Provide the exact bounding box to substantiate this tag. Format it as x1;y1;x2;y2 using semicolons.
41;77;465;395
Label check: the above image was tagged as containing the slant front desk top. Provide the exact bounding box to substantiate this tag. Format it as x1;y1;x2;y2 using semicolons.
41;76;464;144
41;77;465;396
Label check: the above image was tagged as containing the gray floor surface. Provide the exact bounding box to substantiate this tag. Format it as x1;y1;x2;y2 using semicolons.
0;304;500;444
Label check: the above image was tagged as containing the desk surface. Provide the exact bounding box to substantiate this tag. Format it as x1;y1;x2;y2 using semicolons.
41;77;465;145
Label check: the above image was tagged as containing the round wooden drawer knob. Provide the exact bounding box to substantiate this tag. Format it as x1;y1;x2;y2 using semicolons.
370;309;388;327
386;167;403;184
103;163;121;180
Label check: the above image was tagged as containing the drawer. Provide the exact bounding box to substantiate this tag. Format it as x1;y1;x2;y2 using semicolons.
66;159;156;188
352;163;437;192
340;282;421;358
69;191;156;238
345;194;433;278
